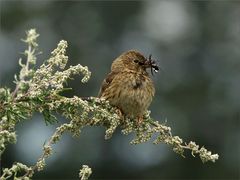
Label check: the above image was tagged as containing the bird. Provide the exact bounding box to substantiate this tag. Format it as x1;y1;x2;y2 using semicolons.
98;50;159;124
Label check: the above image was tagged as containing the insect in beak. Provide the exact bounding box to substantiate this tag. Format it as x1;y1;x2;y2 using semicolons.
145;54;160;75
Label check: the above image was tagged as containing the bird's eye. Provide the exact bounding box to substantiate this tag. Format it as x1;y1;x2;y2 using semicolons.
134;59;145;66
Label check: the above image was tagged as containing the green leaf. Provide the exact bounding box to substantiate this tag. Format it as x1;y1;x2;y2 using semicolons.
42;109;58;126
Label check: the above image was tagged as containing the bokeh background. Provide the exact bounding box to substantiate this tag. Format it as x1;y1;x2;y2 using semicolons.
0;0;240;179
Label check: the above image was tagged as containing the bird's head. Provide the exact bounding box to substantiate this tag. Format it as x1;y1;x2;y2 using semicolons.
111;50;159;75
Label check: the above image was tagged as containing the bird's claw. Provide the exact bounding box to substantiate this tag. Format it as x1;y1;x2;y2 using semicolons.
136;116;144;125
116;108;124;120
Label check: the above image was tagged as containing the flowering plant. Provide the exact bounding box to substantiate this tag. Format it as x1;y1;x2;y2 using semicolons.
0;29;219;180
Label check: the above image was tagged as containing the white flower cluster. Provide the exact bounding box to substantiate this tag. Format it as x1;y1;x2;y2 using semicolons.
79;165;92;180
1;163;32;180
0;130;16;155
22;29;39;47
28;40;91;97
13;29;40;97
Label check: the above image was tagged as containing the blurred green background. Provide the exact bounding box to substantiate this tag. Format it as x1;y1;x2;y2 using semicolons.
0;0;240;179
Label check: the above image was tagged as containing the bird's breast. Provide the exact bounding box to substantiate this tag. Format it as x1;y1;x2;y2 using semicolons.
112;72;155;118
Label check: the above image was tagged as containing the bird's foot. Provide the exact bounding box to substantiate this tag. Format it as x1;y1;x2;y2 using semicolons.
136;116;144;125
115;108;124;120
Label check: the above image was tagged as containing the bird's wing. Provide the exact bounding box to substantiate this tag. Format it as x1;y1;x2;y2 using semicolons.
98;71;119;97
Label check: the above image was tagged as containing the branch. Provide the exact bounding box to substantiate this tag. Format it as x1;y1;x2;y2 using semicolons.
0;29;219;180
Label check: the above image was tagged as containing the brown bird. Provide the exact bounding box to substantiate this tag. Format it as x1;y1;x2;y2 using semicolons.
98;50;159;124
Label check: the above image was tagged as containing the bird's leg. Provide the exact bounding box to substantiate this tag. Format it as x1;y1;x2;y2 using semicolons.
136;115;144;125
115;107;124;120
